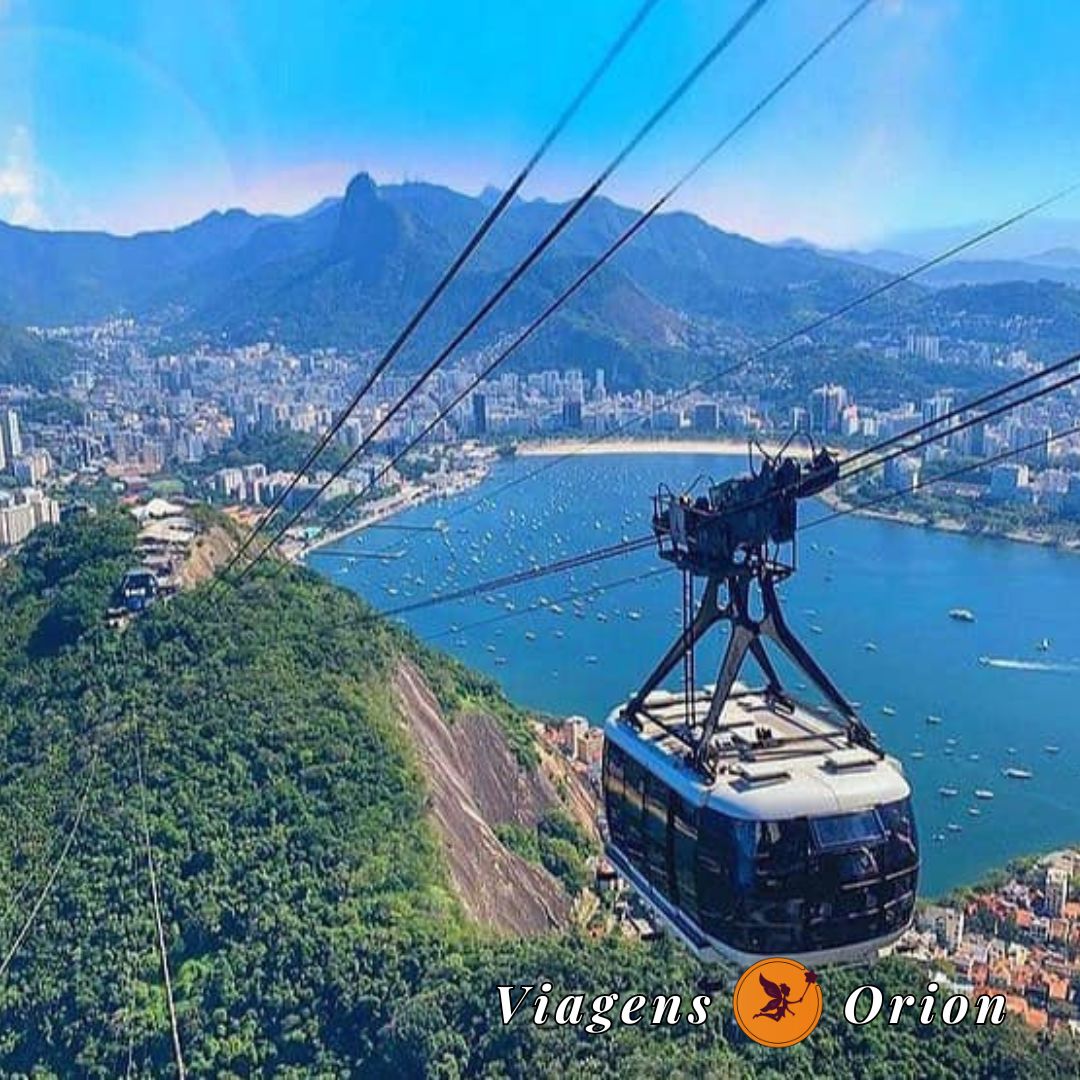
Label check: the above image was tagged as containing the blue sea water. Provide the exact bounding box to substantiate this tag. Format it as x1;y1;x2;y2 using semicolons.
310;452;1080;897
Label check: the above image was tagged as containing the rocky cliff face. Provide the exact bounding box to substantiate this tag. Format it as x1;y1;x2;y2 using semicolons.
392;658;596;936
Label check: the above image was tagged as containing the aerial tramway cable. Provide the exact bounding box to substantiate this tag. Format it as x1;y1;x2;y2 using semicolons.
299;0;875;553
237;0;773;579
0;751;99;982
217;0;663;584
803;421;1080;532
450;177;1080;517
416;419;1080;655
373;350;1080;619
133;717;187;1080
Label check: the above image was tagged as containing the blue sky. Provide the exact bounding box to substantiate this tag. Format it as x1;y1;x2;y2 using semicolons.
0;0;1078;249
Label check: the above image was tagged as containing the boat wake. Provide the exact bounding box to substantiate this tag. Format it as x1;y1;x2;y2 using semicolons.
978;656;1080;675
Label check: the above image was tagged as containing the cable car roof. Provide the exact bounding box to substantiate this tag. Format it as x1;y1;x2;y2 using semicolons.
604;685;909;821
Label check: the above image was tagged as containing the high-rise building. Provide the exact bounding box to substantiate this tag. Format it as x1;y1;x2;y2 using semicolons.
809;384;848;434
907;333;941;362
1012;424;1052;469
1045;865;1069;917
916;904;964;950
594;367;606;399
921;392;953;427
562;398;583;429
472;392;488;436
989;463;1031;503
1;408;22;471
692;403;719;433
967;420;987;458
884;455;920;493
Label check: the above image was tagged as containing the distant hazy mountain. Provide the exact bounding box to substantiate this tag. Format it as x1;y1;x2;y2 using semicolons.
3;177;1080;385
0;175;891;371
879;218;1080;262
787;238;1080;289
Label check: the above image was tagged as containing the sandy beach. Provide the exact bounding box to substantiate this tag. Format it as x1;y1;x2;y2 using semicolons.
296;465;490;559
517;437;809;458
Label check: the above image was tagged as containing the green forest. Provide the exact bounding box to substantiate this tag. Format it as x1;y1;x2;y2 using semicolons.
1;515;1078;1077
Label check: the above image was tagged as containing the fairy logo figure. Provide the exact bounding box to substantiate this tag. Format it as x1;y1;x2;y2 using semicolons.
753;969;818;1022
733;959;823;1047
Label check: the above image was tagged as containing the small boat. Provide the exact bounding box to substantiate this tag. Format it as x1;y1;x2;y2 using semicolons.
627;611;642;621
1003;767;1033;780
926;714;943;725
1044;745;1061;754
946;738;958;747
974;789;995;800
485;644;497;653
968;753;980;762
554;630;565;639
1036;638;1051;652
939;786;959;797
494;657;507;666
810;625;824;635
947;823;963;833
864;642;878;653
585;655;599;665
524;632;537;642
550;604;564;615
881;705;896;717
949;608;976;623
910;750;926;760
967;807;982;817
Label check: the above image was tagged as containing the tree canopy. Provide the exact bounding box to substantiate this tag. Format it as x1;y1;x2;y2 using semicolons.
0;517;1076;1076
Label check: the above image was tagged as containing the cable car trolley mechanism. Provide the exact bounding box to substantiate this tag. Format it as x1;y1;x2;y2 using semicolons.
602;443;920;967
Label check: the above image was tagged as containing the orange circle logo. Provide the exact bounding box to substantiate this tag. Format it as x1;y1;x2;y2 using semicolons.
732;957;823;1047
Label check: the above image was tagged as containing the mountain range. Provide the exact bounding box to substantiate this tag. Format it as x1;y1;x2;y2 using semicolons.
3;174;1080;386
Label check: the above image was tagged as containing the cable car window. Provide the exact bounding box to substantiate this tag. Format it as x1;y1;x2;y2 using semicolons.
602;742;625;847
620;752;646;866
671;795;698;921
879;797;919;874
755;819;809;888
696;807;736;934
810;809;884;851
643;773;672;898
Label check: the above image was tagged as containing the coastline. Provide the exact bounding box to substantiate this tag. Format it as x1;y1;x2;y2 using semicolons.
289;436;1079;559
517;437;795;458
815;487;1080;554
293;464;491;560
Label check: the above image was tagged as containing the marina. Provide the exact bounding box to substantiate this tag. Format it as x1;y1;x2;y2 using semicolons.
312;451;1080;896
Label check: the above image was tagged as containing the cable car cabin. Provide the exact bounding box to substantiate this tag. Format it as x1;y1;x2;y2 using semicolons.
602;686;918;967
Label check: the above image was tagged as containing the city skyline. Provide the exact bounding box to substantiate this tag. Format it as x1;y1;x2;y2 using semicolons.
3;1;1080;249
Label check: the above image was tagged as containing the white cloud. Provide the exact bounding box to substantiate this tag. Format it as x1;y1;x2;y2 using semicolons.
0;124;48;227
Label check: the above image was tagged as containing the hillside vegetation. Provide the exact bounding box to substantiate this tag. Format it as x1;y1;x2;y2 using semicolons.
0;323;75;390
1;516;1078;1076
